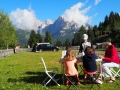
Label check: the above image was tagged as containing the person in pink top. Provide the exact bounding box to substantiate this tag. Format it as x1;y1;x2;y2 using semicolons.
98;40;120;83
62;46;80;86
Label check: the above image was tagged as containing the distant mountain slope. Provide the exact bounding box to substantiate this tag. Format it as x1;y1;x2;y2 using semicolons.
38;16;79;36
16;29;30;47
16;16;82;46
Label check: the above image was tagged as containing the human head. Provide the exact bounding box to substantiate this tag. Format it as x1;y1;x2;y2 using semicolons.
85;46;94;54
83;34;88;42
66;46;72;55
65;46;75;60
104;41;112;50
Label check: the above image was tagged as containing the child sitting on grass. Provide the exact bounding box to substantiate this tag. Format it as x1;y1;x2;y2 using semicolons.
62;46;81;86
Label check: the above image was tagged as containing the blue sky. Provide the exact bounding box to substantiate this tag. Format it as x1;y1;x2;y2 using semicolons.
0;0;120;30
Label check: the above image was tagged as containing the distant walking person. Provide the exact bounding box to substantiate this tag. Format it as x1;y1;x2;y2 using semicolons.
27;45;30;51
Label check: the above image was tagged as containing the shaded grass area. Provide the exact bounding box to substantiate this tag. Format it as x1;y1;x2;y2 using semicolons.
0;51;120;90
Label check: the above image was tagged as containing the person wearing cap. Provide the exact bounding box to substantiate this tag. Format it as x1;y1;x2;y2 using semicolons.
78;34;93;55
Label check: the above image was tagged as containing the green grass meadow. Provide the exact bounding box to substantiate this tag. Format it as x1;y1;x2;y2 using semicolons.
0;51;120;90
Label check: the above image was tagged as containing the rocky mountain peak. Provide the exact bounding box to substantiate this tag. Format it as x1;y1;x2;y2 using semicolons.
45;19;53;25
37;16;80;35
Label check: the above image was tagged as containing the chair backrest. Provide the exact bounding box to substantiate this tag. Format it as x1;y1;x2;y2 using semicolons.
62;50;66;58
41;57;47;72
119;53;120;59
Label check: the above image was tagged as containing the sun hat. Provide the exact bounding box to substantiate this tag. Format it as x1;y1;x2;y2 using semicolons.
83;34;88;40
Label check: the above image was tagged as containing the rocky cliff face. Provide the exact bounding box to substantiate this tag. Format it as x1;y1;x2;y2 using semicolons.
37;16;79;36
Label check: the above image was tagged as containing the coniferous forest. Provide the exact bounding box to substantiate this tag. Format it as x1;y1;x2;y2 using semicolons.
1;10;120;48
72;11;120;46
17;11;120;48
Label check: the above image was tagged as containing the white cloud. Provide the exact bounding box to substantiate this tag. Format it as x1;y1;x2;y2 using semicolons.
61;2;92;27
85;0;89;3
10;7;37;30
93;13;98;17
94;0;101;5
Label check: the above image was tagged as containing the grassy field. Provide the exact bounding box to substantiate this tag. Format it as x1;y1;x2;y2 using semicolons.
0;51;120;90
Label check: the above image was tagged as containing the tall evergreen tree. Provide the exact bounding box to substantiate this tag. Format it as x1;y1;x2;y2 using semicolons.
93;25;99;38
28;30;36;48
44;31;52;44
36;33;42;43
103;15;110;35
98;22;104;36
87;26;94;41
73;25;87;45
56;40;62;46
64;38;70;46
73;32;79;45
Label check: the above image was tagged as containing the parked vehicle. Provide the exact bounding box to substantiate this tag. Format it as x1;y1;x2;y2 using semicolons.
32;43;59;52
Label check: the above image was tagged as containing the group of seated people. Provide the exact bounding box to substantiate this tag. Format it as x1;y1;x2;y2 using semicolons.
61;34;120;86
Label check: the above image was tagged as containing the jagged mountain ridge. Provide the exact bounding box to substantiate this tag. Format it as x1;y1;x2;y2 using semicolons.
16;16;84;46
38;16;79;36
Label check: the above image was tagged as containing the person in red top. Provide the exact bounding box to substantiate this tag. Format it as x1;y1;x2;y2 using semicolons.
98;41;120;83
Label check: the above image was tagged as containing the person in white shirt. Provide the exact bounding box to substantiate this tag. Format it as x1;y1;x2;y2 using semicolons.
78;34;93;55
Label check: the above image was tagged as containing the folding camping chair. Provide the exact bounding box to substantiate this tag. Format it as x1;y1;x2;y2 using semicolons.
41;57;60;87
64;74;80;90
62;50;66;58
83;69;101;90
109;54;120;78
110;65;120;78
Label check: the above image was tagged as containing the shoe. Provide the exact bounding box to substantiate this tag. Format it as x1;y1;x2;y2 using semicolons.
97;77;102;80
107;79;115;83
77;82;81;85
96;79;103;84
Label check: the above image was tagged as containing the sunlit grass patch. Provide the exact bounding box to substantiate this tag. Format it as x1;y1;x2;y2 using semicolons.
0;50;120;90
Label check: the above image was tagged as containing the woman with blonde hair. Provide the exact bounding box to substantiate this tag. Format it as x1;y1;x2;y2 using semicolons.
62;46;80;86
98;40;120;83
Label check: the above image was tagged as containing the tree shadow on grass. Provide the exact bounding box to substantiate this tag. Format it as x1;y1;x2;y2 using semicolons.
7;71;64;87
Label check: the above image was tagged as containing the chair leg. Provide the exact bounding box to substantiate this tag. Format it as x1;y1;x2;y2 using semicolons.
42;76;50;86
110;68;120;78
89;74;100;90
65;76;80;90
84;74;87;84
43;73;60;86
84;74;94;84
114;69;120;77
79;65;83;74
48;73;60;86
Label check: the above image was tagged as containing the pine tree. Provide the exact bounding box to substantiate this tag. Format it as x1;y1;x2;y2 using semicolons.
73;25;87;45
64;38;70;46
28;30;36;48
44;31;52;44
36;33;42;43
56;40;62;46
87;26;94;41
